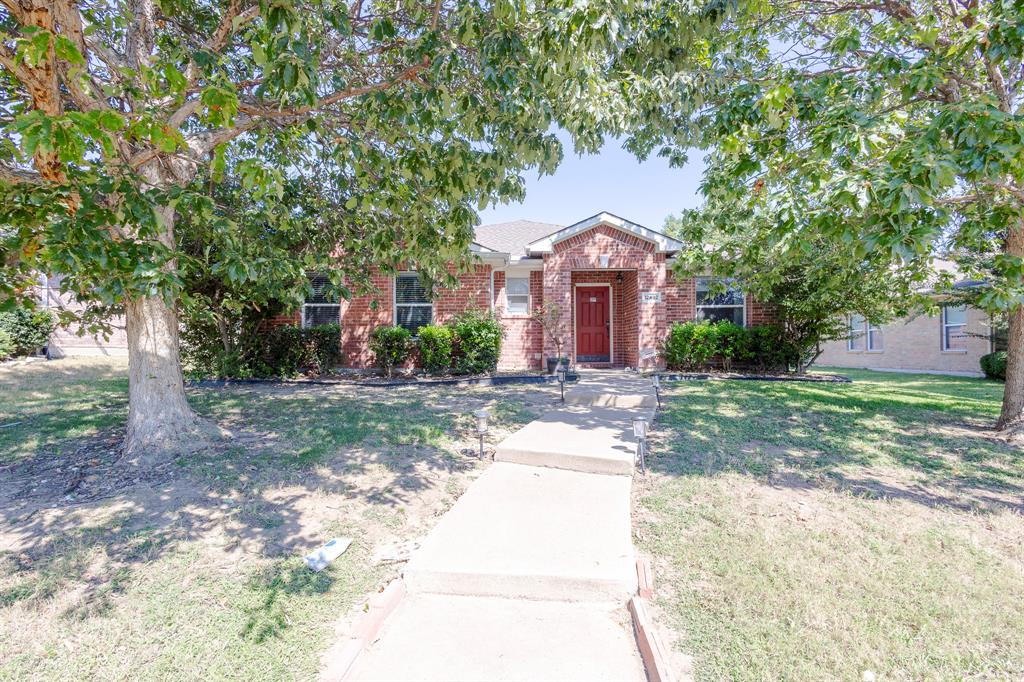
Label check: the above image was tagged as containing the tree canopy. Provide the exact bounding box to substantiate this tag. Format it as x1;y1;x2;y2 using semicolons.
0;0;728;459
647;0;1024;428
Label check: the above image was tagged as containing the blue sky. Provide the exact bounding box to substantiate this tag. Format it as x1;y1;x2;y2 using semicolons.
478;133;707;230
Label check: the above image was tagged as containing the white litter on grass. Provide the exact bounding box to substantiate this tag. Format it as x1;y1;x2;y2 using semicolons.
304;537;352;572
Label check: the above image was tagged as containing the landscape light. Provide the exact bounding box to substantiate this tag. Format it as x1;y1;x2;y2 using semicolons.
473;409;489;459
632;416;649;473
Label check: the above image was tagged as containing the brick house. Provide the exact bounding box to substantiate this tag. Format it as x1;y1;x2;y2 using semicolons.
814;302;993;377
303;212;773;371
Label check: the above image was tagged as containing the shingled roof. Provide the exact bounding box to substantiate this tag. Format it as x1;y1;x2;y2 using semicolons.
473;219;563;257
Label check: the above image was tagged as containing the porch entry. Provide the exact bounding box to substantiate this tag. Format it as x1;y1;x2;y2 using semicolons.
575;285;611;363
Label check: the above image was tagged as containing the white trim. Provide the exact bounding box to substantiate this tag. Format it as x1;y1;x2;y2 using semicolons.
526;212;684;254
572;283;614;364
503;275;531;316
695;277;747;328
941;303;967;352
393;271;433;333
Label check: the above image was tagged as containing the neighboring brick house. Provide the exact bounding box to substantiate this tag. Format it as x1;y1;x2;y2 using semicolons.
815;299;994;377
305;212;774;371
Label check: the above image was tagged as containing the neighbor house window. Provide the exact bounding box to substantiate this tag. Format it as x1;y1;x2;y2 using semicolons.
847;314;866;351
847;315;882;351
868;321;883;351
302;274;340;328
695;278;745;326
395;272;432;334
942;304;967;351
506;277;529;314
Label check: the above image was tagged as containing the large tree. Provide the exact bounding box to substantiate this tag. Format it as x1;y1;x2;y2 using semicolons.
641;0;1024;431
0;0;719;463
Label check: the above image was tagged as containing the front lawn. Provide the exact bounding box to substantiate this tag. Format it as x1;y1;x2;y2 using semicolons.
0;358;551;681
637;368;1024;680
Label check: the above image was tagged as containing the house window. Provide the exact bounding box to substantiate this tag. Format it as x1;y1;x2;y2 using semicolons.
302;274;340;328
395;272;432;334
868;321;883;351
847;314;866;351
506;277;529;314
942;304;967;351
696;278;745;326
847;315;882;351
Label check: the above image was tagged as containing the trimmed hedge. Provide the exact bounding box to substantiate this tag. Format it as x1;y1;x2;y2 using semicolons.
181;321;342;379
663;320;796;373
372;310;504;376
980;351;1007;380
0;329;14;361
417;324;453;374
449;310;503;375
370;325;413;377
0;307;56;360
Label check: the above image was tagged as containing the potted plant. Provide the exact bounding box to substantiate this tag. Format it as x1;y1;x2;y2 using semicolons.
531;301;570;374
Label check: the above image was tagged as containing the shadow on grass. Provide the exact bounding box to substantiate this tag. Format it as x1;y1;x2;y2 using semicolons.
0;378;547;630
649;373;1023;514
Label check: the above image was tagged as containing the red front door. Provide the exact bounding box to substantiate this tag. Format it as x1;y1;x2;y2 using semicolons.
576;286;610;362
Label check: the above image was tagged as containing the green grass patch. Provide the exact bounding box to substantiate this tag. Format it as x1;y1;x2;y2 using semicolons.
639;368;1024;679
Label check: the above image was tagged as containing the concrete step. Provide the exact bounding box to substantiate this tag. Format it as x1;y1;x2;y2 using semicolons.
566;390;657;409
347;593;646;682
403;462;637;602
494;405;652;476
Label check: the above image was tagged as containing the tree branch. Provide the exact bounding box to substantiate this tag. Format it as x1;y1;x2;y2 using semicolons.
0;161;43;185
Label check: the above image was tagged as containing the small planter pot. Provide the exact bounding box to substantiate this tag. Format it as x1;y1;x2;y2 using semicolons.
546;357;570;374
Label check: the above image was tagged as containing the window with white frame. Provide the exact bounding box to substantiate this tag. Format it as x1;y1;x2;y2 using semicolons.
506;277;529;314
696;278;745;326
847;315;883;351
868;320;883;351
847;314;866;351
395;272;433;334
942;304;967;351
302;274;340;328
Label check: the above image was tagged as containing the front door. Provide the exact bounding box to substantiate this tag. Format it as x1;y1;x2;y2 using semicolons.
575;286;610;363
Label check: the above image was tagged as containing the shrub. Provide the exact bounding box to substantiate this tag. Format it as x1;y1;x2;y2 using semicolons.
181;318;341;379
663;321;718;370
747;324;797;372
417;324;454;374
0;307;56;358
449;310;503;375
0;329;15;361
980;351;1007;381
259;324;342;377
370;325;413;377
712;321;750;371
663;321;799;373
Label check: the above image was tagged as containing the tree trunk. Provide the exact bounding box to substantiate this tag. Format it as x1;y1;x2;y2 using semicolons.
997;219;1024;432
997;304;1024;431
124;294;216;465
123;174;216;464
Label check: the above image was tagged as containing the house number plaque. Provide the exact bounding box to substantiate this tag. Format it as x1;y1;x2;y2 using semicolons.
640;292;662;303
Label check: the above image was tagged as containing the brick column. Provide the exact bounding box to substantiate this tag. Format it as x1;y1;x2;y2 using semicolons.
637;254;667;370
542;253;573;362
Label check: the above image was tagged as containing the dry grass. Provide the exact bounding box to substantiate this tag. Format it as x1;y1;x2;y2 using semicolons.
0;357;552;681
636;368;1024;680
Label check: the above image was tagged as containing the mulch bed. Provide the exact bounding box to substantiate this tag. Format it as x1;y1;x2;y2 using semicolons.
189;372;580;389
656;371;851;383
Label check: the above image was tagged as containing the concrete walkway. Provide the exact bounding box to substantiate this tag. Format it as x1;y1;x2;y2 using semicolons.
345;371;656;682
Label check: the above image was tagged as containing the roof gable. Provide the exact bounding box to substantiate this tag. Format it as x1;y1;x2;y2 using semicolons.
525;212;683;254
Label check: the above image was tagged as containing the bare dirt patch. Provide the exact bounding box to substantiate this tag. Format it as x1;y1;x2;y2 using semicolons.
0;359;554;680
